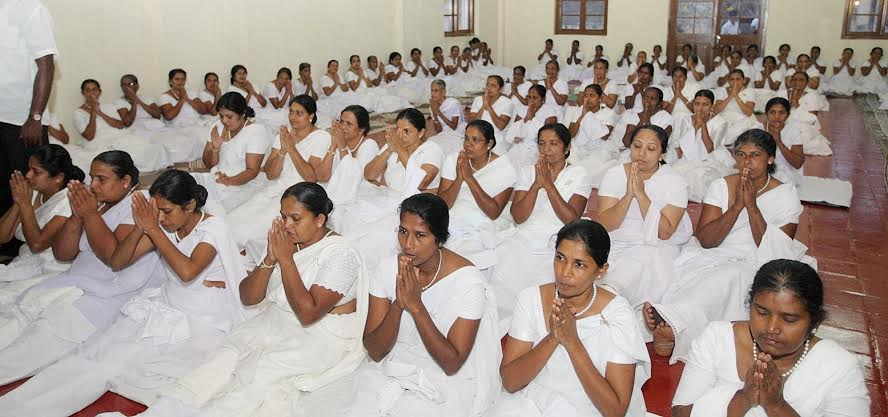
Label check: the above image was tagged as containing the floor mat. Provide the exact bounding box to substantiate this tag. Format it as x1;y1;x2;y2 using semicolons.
856;94;888;192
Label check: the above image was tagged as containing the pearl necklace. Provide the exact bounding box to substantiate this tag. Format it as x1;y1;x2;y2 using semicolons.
421;249;443;292
756;174;771;195
555;284;598;317
753;338;809;378
468;152;491;173
345;137;365;154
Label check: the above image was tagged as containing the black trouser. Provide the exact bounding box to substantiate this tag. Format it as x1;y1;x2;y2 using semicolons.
0;121;48;256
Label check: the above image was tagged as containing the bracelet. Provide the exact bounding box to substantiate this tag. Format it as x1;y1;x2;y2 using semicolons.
258;261;276;269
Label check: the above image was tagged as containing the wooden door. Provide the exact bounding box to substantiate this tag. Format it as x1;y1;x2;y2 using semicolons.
667;0;717;70
715;0;767;60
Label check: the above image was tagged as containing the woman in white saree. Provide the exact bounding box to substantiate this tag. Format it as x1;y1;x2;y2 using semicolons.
670;90;736;202
0;145;83;303
156;69;215;164
489;220;651;417
671;260;869;417
566;84;619;188
714;70;758;145
323;105;381;206
343;54;412;114
598;125;693;307
300;193;500;417
437;120;517;270
132;182;369;417
194;92;272;213
753;98;806;186
781;72;833;157
336;108;444;270
0;170;248;416
226;65;267;113
426;79;468;156
504;84;560;168
642;129;812;363
225;94;331;248
0;151;163;386
491;124;592;334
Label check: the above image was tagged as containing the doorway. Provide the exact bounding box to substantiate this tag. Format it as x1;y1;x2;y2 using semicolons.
667;0;767;70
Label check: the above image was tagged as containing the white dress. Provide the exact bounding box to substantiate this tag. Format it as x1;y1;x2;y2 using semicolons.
0;191;164;385
777;89;833;156
441;154;517;269
0;216;247;416
155;91;213;163
650;179;812;364
300;258;501;417
325;138;381;206
485;288;650;417
612;110;673;161
70;104;172;173
0;190;72;305
544;79;570;119
140;234;368;417
826;59;858;96
751;121;806;186
506;81;532;118
335;140;444;271
566;106;620;188
783;67;829;111
258;82;291;128
661;80;702;119
562;51;585;81
673;321;869;417
505;104;560;168
113;95;165;132
751;69;784;113
716;88;759;144
470;95;515;156
858;58;888;94
529;50;560;80
490;165;592;334
226;85;264;114
669;114;736;201
344;70;413;113
598;164;693;306
225;129;331;248
427;97;468;156
191;122;272;213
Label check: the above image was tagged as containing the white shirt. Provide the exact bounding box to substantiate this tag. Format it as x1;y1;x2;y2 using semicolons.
0;0;58;125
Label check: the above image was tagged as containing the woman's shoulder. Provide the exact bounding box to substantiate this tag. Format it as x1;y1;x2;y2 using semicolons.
307;128;332;141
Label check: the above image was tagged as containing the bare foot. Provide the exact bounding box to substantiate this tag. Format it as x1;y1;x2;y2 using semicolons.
642;302;657;332
652;322;676;357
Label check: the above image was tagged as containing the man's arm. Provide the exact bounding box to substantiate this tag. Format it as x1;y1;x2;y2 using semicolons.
21;55;54;146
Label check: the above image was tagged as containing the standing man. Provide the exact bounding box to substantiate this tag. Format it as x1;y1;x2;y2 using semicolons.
0;0;58;256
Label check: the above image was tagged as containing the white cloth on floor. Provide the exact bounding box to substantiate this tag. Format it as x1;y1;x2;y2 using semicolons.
505;104;560;168
69;104;172;172
670;114;736;202
325;138;381;206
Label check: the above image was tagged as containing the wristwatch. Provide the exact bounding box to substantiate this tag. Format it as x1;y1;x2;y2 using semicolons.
31;114;42;122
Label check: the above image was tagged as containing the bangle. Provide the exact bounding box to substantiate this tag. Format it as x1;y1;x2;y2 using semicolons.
258;261;276;269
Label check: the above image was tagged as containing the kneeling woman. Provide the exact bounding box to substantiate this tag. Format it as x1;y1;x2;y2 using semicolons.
489;220;650;417
196;92;272;213
0;151;163;386
491;124;592;332
438;120;517;270
0;170;247;416
643;129;811;362
0;145;84;302
300;193;500;417
671;259;869;416
140;182;368;417
597;125;693;307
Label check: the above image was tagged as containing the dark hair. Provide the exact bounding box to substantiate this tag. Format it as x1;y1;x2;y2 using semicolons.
389;52;402;63
843;47;854;54
149;169;208;209
763;55;777;66
410;48;421;56
168;68;186;82
645;86;664;103
433;46;442;54
298;63;311;72
672;66;688;77
93;150;139;185
537;123;571;158
349;54;360;63
463;47;472;54
513;65;526;76
689;54;700;65
230;65;246;84
546;60;560;71
765;97;791;114
545;38;553;44
216;92;256;118
631;124;669;157
793;70;810;82
748;259;826;330
729;68;745;79
488;75;505;89
682;43;692;51
747;44;759;51
121;74;138;85
694;89;715;103
873;47;884;55
594;58;610;69
638;62;655;76
327;59;338;68
555;219;610;267
584;83;603;97
28;144;85;184
470;37;480;44
733;129;777;174
204;72;218;82
466;119;496;149
281;182;334;222
342;105;371;136
528;84;547;99
730;50;743;59
779;43;791;50
399;193;450;245
277;67;293;79
797;53;811;62
289;94;318;124
81;79;100;92
811;46;821;52
395;108;426;132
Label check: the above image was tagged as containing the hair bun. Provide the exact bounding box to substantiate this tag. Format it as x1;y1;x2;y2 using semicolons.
192;183;208;208
245;106;256;118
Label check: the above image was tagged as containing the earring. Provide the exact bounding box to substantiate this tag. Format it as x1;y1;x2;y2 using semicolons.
811;327;818;335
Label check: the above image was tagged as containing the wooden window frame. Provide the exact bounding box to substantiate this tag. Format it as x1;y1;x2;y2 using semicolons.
842;0;888;39
555;0;609;35
444;0;475;37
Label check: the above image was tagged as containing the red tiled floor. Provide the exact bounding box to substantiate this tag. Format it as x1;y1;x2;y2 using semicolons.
1;98;885;416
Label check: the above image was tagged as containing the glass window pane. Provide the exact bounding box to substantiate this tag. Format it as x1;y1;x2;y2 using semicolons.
586;15;605;30
586;0;605;16
443;0;453;14
677;18;694;33
562;0;580;15
458;0;470;30
853;0;882;14
444;16;453;32
740;2;759;18
562;14;580;30
850;15;877;32
696;2;714;18
678;2;694;17
695;18;712;34
722;1;739;19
